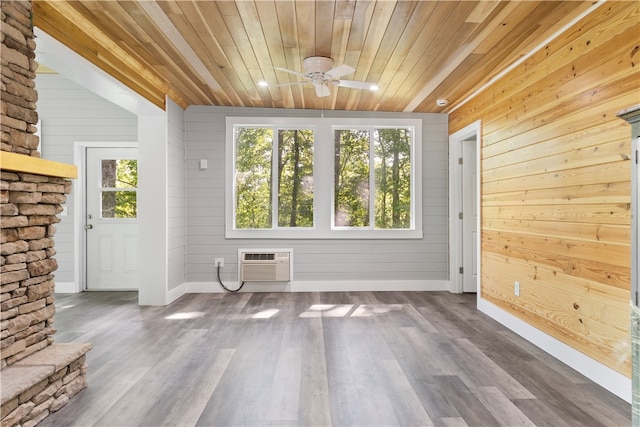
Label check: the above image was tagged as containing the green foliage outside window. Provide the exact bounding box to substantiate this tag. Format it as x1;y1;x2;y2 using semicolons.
235;127;273;228
334;129;370;226
233;123;412;232
374;129;411;229
335;128;411;229
235;127;314;229
101;159;137;219
278;129;314;227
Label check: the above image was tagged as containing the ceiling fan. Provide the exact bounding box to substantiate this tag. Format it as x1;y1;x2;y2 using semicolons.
260;56;379;98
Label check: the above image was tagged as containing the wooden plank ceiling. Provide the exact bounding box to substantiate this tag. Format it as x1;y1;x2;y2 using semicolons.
33;0;594;112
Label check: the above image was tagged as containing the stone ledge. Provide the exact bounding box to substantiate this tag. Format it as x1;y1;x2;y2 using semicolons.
1;343;92;405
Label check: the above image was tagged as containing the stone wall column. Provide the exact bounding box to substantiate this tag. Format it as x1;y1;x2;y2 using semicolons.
1;0;40;157
1;2;91;426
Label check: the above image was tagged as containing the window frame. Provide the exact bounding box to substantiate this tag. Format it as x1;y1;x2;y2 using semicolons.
226;116;422;239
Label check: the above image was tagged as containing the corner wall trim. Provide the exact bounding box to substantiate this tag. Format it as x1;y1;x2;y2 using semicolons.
478;297;631;403
54;282;79;294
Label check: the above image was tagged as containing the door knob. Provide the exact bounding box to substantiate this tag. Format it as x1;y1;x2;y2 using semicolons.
85;224;93;230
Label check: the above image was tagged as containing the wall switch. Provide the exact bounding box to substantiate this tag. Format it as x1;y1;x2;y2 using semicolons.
514;281;520;297
215;258;224;268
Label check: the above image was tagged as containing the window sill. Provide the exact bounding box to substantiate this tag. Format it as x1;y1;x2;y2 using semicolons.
226;228;423;239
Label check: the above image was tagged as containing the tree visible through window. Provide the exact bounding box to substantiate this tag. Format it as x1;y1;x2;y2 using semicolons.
334;129;370;226
375;128;411;229
334;128;412;229
235;127;273;228
234;126;314;229
278;129;314;227
101;159;137;219
227;117;420;239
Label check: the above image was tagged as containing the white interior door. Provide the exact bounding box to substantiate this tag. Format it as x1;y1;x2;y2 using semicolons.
85;147;139;290
462;138;478;293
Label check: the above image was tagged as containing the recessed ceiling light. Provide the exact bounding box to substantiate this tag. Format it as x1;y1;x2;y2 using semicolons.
257;80;269;87
436;99;448;107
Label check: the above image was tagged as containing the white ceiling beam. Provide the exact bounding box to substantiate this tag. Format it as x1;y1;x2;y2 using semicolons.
34;28;164;117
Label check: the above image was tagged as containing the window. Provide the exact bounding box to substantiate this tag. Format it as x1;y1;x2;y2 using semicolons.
334;128;412;229
226;117;421;239
100;159;137;219
234;126;314;229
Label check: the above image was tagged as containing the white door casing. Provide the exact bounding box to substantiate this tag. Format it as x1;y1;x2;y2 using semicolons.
462;138;478;293
85;147;139;290
449;121;481;294
635;136;639;305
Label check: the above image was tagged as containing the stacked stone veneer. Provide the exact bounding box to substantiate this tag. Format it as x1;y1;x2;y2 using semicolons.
1;172;69;367
1;0;40;157
1;1;91;426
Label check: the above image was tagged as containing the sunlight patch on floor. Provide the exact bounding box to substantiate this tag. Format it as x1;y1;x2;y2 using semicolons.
299;304;355;318
252;309;280;319
165;311;204;320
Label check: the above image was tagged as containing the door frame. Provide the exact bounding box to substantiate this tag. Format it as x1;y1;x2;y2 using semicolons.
448;120;481;293
73;141;138;291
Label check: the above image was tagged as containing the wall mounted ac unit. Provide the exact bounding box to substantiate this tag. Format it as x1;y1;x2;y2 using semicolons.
238;249;293;282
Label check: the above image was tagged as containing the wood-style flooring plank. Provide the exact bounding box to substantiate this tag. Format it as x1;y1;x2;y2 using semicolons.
160;349;235;427
439;417;469;427
40;291;630;427
431;375;501;426
381;358;435;426
470;386;536;427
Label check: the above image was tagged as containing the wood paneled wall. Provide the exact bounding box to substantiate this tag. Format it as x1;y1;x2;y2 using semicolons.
449;1;639;376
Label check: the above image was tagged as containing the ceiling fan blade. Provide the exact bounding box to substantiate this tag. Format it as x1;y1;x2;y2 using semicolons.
315;84;331;97
274;67;305;78
325;64;355;79
338;80;379;90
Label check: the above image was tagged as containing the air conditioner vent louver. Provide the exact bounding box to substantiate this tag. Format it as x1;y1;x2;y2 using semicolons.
244;253;275;261
239;249;292;282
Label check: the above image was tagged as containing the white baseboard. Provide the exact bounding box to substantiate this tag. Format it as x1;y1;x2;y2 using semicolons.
166;279;449;304
54;282;80;293
478;297;631;403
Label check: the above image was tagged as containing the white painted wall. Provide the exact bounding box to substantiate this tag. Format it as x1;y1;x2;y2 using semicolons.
184;106;449;291
167;99;186;292
138;114;168;305
36;74;137;286
36;74;185;303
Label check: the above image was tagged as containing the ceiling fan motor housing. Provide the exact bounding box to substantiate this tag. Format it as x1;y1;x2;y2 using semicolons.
303;56;335;77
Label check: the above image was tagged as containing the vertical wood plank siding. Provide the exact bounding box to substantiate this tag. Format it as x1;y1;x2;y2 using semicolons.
449;1;640;376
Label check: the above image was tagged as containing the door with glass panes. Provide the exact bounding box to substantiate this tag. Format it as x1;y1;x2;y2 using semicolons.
85;147;138;290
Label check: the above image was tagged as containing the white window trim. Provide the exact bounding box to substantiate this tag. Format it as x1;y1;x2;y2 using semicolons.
226;116;422;239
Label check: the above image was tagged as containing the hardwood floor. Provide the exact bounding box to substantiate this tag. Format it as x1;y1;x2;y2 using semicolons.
42;291;630;427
